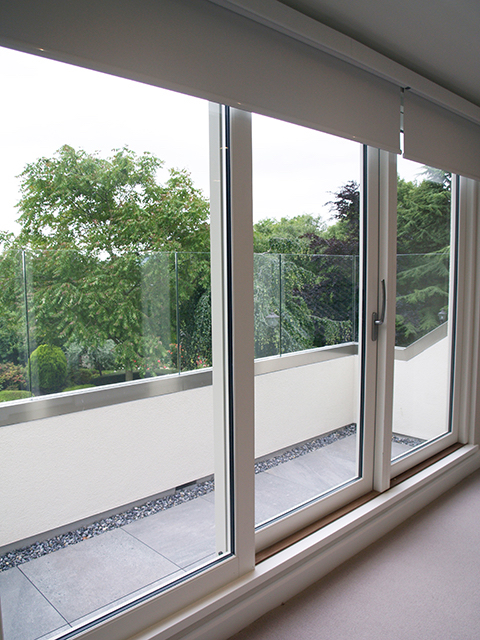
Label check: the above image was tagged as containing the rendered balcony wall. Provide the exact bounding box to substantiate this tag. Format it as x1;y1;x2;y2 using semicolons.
0;329;447;550
0;349;356;549
394;325;450;441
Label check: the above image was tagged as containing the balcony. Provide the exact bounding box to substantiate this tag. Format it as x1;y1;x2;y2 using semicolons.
0;250;449;640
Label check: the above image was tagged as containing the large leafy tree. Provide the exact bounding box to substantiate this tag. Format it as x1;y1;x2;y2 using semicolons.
252;173;452;350
253;214;325;254
6;145;211;379
16;145;209;253
300;181;360;345
313;175;451;346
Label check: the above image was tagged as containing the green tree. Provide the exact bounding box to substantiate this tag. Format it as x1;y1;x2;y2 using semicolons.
0;232;27;365
29;344;67;394
253;214;325;254
295;182;360;346
397;174;450;254
323;180;360;255
395;172;451;345
9;145;212;379
253;216;324;355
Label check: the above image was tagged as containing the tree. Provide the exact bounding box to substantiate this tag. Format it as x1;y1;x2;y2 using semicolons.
9;145;212;382
0;232;27;365
395;172;451;345
323;180;360;255
253;214;325;254
16;145;210;253
397;175;450;254
314;175;451;346
293;182;360;346
253;216;324;355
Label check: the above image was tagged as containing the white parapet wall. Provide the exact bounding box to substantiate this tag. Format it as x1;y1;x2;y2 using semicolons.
0;347;358;549
0;386;215;550
0;329;449;549
393;326;450;441
255;353;358;459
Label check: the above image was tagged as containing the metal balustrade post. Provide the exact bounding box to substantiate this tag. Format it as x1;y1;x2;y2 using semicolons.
175;251;180;373
279;253;283;355
22;250;32;394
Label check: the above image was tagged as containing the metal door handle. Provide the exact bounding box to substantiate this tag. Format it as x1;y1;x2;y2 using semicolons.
372;279;386;341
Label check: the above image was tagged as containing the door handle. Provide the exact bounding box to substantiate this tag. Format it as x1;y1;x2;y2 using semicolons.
372;279;386;341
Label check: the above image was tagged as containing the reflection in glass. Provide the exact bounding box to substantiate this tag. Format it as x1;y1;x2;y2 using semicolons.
392;159;453;459
252;114;362;527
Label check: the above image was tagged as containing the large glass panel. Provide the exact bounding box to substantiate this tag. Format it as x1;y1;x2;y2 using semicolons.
0;47;230;640
391;157;454;459
252;114;362;528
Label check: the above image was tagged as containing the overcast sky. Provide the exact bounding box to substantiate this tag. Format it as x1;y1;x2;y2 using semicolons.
0;46;421;236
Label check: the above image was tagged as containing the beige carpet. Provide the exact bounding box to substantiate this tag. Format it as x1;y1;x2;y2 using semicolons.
230;468;480;640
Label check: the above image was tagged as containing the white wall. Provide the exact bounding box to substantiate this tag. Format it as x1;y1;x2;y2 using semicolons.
0;335;448;548
0;355;357;548
0;387;215;548
393;336;450;441
255;356;358;458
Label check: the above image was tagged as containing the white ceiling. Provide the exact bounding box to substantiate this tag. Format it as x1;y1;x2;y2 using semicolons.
279;0;480;107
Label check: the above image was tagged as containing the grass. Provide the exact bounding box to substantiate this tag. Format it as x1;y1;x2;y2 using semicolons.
63;384;96;392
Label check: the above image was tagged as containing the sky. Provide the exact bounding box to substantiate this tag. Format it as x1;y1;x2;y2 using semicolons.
0;46;422;236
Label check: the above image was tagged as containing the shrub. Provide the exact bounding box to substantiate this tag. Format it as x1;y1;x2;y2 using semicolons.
29;344;67;394
67;366;94;387
0;390;33;402
0;362;26;390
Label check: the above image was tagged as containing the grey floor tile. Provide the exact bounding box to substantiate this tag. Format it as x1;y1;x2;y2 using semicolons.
0;567;69;640
19;528;180;623
71;568;185;629
201;490;215;504
124;497;216;569
255;472;320;525
266;436;358;492
255;436;359;525
0;434;379;639
391;440;417;459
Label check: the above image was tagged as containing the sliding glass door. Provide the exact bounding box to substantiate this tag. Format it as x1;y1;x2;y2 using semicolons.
246;121;460;549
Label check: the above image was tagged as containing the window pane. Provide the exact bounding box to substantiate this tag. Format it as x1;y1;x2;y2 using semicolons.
252;114;363;528
0;47;230;639
392;158;453;460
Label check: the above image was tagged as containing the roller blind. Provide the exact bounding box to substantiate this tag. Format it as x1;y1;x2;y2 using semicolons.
404;91;480;180
0;0;401;151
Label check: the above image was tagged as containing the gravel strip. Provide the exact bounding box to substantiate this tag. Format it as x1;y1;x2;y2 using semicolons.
0;479;214;572
391;433;425;448
1;424;419;572
254;424;357;474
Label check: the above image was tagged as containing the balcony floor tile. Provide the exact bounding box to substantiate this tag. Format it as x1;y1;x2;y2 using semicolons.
264;434;358;492
255;434;358;524
123;496;216;568
255;472;321;525
392;440;418;458
0;567;70;640
1;431;420;639
19;528;180;623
